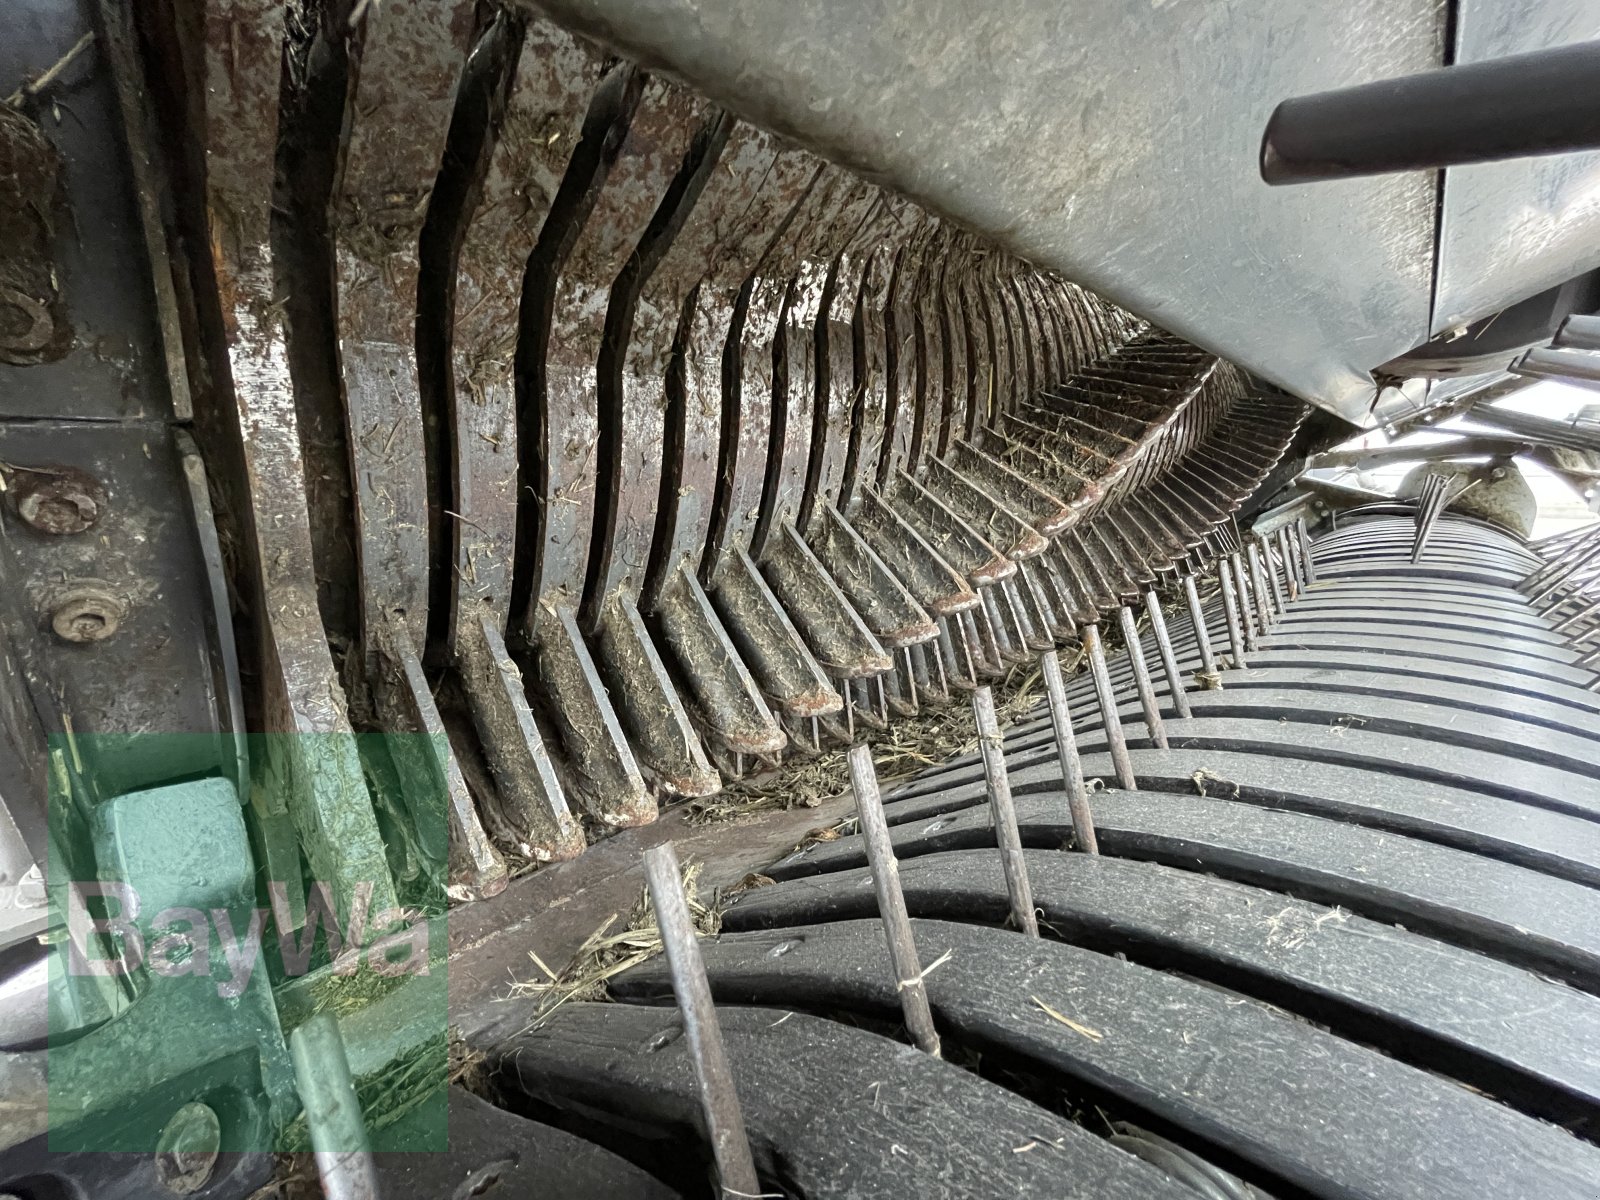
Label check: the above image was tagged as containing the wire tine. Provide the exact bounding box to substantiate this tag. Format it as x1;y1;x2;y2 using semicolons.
1230;553;1260;652
1082;622;1138;788
1260;538;1287;614
1182;573;1220;683
1143;588;1193;718
973;686;1041;937
1215;554;1249;669
1039;650;1099;852
1117;604;1169;748
1275;526;1299;600
1296;517;1317;584
1246;544;1275;629
846;744;943;1055
642;842;764;1198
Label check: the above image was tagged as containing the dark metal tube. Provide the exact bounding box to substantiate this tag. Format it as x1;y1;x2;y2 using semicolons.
1515;346;1600;391
1143;590;1192;719
642;842;763;1196
973;687;1040;937
1260;41;1600;185
846;745;943;1055
1039;650;1099;853
1117;605;1169;748
1083;623;1138;789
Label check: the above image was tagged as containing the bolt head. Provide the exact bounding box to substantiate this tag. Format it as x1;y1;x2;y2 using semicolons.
9;466;104;535
49;587;123;643
155;1102;221;1194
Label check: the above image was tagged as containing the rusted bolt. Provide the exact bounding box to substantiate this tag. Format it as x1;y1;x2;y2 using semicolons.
155;1102;221;1194
8;465;103;535
49;587;123;644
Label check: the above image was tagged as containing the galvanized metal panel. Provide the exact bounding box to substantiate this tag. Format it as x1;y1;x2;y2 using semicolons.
524;0;1443;422
1433;1;1600;336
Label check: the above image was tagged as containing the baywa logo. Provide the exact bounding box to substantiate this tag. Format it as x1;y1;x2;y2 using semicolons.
65;881;432;998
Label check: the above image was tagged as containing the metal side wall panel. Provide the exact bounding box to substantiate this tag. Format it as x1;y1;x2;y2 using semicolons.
520;0;1443;422
1432;0;1600;336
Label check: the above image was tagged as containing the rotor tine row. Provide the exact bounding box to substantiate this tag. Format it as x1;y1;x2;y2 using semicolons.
206;0;1317;902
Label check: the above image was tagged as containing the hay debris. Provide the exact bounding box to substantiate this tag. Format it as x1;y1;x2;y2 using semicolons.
509;858;719;1026
1190;769;1238;799
688;656;1062;826
1030;995;1103;1041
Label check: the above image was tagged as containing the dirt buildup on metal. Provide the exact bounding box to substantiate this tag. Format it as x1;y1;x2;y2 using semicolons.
0;104;70;363
687;652;1068;825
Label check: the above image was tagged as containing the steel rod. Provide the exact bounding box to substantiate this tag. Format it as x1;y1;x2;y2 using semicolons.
973;687;1040;937
642;842;763;1197
1182;573;1220;682
1230;553;1261;652
1297;518;1317;584
1216;557;1249;669
1117;605;1169;748
846;744;943;1054
1247;544;1276;627
288;1013;379;1200
1083;623;1138;789
1039;650;1099;853
1143;589;1192;719
1275;526;1299;599
1260;539;1287;614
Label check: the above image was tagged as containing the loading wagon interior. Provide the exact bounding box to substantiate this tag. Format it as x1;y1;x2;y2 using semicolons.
4;1;1600;1197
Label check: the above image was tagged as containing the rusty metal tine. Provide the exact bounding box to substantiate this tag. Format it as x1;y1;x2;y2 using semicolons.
930;639;951;698
1296;518;1317;584
846;744;943;1054
1252;543;1276;628
1246;543;1274;628
1117;605;1170;748
1288;522;1308;593
642;842;764;1197
1182;573;1220;681
1231;553;1261;651
973;687;1041;937
1143;589;1193;719
288;1013;379;1200
1261;539;1287;614
1039;650;1100;853
1082;623;1138;789
1275;526;1300;600
1216;556;1249;669
901;646;921;712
